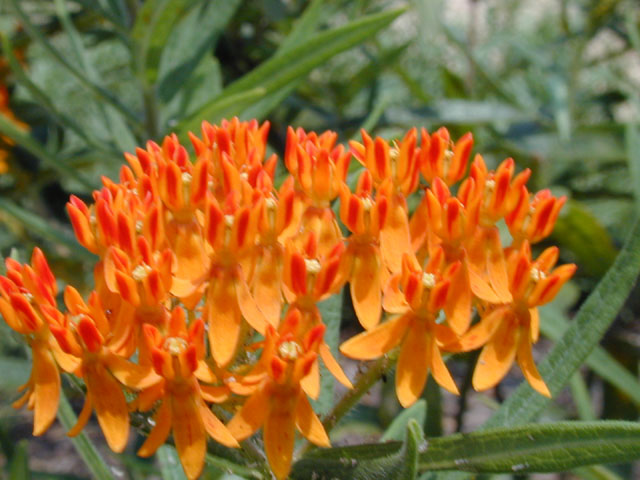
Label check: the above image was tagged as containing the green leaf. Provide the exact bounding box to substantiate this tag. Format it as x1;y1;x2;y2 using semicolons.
625;123;640;212
157;0;241;104
10;0;140;126
294;422;640;478
0;114;95;191
242;0;334;120
131;0;193;85
8;439;29;480
157;445;187;480
418;422;640;473
57;392;116;480
177;8;405;135
380;400;427;442
0;198;96;262
569;372;596;421
484;214;640;430
292;418;425;480
539;308;640;408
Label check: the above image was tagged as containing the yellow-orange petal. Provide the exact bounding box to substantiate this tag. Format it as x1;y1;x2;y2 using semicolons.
472;318;518;392
395;319;429;408
295;391;330;447
138;400;172;457
530;307;540;343
67;396;93;437
264;394;297;480
227;386;269;441
235;270;269;334
199;402;239;447
350;247;382;330
85;363;129;452
104;352;161;389
319;343;352;389
484;228;512;303
32;345;60;436
207;275;242;367
171;393;206;480
516;328;551;397
340;314;410;360
380;195;411;274
252;248;283;327
453;306;507;352
300;358;320;400
199;384;229;403
444;262;472;335
429;336;459;395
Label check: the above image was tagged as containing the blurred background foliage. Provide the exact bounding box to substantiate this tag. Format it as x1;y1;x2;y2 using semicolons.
0;0;639;478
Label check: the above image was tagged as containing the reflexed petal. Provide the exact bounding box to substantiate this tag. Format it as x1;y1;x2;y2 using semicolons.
264;394;297;480
295;391;330;447
105;352;161;389
529;308;540;343
252;248;283;327
472;319;518;392
235;271;268;334
207;275;242;367
198;402;239;447
340;314;410;360
171;393;206;480
319;343;352;389
86;363;129;452
227;386;268;441
350;247;382;330
516;328;551;397
453;307;507;352
395;320;429;407
380;196;411;274
300;358;320;400
32;345;60;436
429;336;459;395
67;395;92;437
138;400;172;458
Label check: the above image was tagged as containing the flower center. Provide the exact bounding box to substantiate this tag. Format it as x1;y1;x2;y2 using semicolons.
132;263;152;281
164;336;188;355
278;340;302;360
530;268;546;282
304;258;322;274
422;272;436;289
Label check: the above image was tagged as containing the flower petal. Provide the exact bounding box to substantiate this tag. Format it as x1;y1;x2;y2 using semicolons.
395;319;429;407
350;247;382;330
264;394;297;480
138;400;171;457
516;327;551;397
340;314;409;360
472;318;518;392
198;402;239;447
171;393;206;480
319;343;352;389
295;391;330;447
227;386;268;441
32;345;60;436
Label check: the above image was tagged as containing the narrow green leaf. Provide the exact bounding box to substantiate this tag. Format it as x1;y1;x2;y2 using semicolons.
572;465;626;480
204;452;262;479
0;33;119;157
418;422;640;473
157;445;187;480
57;392;116;480
540;310;640;407
53;0;138;152
157;0;241;103
178;8;405;134
10;0;140;126
0;198;96;261
625;123;640;212
569;373;596;421
9;439;29;480
400;420;424;480
295;421;640;477
131;0;192;85
484;215;640;429
380;399;427;442
0;115;95;190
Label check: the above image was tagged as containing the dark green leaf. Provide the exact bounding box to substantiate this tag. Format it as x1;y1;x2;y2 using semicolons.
9;439;29;480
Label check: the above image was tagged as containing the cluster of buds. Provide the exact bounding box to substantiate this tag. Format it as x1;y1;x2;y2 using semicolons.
0;119;574;479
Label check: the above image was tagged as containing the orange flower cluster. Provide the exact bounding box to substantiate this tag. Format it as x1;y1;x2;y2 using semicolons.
0;119;574;480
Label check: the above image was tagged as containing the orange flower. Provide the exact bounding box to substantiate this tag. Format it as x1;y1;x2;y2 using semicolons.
350;128;420;273
138;307;238;480
44;287;161;452
418;127;473;186
339;170;389;329
227;309;330;480
506;187;566;247
341;250;463;407
457;242;576;396
0;249;72;435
